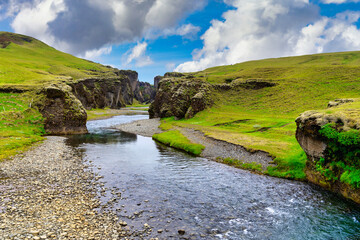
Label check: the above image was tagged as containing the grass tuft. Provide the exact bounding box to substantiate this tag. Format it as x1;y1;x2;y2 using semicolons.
153;130;205;156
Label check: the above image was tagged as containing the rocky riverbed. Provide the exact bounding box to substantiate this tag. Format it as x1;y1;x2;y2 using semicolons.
0;136;153;240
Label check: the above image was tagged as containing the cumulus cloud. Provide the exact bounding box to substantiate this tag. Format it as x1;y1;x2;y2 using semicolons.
5;0;206;56
124;42;153;67
175;0;360;73
11;0;66;46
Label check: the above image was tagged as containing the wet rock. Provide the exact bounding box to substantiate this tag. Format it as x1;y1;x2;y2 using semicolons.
178;229;186;235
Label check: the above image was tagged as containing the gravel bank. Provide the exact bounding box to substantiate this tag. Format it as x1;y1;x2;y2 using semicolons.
179;128;275;171
115;118;163;137
115;118;273;170
0;136;139;240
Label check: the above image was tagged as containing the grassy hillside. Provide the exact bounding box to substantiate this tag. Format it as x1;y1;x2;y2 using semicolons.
0;92;45;161
165;51;360;179
0;32;117;88
0;32;118;161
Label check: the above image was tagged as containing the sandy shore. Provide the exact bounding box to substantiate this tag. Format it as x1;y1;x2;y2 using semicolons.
0;137;135;240
115;118;163;137
115;118;274;169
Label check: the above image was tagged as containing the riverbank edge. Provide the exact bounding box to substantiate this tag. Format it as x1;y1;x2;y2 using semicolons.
0;136;154;239
115;118;275;174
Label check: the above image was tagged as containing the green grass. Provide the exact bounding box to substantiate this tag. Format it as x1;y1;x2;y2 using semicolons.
217;157;263;173
0;32;125;160
0;93;45;161
0;32;118;87
163;51;360;179
153;130;205;156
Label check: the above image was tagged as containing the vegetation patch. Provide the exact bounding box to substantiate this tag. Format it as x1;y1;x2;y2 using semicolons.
0;93;45;161
0;32;120;87
152;51;360;179
216;157;262;172
315;124;360;188
152;130;205;156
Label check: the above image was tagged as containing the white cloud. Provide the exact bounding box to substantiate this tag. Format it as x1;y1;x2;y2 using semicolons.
124;42;153;67
160;23;201;40
10;0;66;46
81;46;113;60
321;0;360;4
175;0;360;73
6;0;206;56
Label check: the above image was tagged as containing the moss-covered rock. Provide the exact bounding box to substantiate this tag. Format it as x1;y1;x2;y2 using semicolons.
149;78;213;119
36;83;87;135
296;109;360;204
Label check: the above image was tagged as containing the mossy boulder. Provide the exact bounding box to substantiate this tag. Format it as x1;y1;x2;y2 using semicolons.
149;78;213;119
36;83;87;135
296;110;360;204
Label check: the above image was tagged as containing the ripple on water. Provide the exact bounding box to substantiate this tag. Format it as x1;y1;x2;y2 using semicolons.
67;115;360;240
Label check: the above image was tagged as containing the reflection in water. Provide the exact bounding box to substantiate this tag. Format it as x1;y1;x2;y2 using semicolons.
67;115;360;240
69;131;138;146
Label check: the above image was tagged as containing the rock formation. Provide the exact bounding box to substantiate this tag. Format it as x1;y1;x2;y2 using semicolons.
149;75;213;119
70;77;134;110
296;110;360;204
36;84;88;135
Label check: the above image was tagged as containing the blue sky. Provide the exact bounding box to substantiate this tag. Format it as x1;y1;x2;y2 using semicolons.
1;0;360;83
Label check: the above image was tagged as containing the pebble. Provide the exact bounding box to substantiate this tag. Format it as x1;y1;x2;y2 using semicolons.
178;229;186;235
0;137;132;239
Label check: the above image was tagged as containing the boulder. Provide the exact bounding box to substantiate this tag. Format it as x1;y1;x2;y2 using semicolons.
37;84;88;135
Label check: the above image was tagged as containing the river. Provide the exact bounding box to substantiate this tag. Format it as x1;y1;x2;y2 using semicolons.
67;114;360;240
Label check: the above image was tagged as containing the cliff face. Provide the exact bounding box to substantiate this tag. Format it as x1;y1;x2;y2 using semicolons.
32;70;153;134
149;75;213;119
296;110;360;204
134;81;156;104
70;77;133;110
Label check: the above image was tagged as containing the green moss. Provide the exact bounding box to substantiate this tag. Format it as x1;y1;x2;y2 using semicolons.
152;130;205;156
316;124;360;188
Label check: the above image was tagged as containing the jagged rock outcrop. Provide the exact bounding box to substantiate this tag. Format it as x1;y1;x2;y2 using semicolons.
70;77;134;110
154;76;163;90
36;84;88;135
118;70;138;92
134;81;156;104
296;110;360;204
149;76;213;119
327;99;354;108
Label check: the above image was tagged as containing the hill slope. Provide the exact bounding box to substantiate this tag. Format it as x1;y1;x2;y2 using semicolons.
0;32;118;88
0;32;142;161
150;51;360;181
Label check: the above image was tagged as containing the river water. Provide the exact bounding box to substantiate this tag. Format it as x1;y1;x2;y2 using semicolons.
67;114;360;240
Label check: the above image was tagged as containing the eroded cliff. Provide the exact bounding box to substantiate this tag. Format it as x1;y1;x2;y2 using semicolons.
296;102;360;203
149;74;214;119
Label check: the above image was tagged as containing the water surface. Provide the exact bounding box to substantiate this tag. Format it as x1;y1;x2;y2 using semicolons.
67;115;360;239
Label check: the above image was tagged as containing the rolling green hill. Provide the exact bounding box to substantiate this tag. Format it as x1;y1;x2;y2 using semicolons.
0;31;117;88
0;32;119;161
155;51;360;179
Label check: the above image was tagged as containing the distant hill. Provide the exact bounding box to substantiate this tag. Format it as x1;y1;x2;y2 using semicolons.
0;31;118;87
